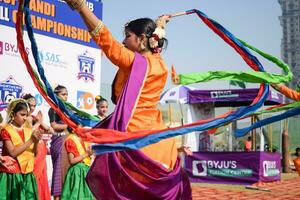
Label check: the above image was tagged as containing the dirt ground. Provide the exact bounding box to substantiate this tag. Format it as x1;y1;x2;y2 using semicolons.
192;173;300;200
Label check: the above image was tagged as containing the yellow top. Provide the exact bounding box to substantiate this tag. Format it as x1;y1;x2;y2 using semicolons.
66;134;91;166
3;124;35;174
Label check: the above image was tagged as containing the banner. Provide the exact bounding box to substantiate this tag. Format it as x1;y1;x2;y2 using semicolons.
185;151;281;185
188;88;283;106
1;0;103;184
0;0;103;120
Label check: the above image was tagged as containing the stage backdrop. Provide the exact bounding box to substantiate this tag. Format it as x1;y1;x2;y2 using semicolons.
0;0;103;120
0;0;103;185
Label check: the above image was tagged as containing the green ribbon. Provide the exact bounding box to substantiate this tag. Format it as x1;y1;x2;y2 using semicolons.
179;39;292;85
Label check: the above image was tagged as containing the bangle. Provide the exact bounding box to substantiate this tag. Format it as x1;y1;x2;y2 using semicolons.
68;0;86;11
89;21;103;38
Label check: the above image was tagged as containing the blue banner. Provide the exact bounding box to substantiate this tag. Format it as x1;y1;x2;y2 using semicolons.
0;0;103;48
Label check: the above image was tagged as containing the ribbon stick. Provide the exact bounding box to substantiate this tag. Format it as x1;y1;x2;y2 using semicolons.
17;3;288;154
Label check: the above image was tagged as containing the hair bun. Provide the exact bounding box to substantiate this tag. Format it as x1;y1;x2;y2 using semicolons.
95;95;102;101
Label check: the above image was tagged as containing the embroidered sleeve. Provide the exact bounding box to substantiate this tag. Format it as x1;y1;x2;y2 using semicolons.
92;23;135;70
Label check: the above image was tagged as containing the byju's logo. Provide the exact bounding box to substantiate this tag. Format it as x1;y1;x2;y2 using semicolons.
192;159;252;177
193;161;207;176
77;50;95;82
77;91;95;110
210;91;238;99
0;41;30;57
0;41;3;55
263;161;279;177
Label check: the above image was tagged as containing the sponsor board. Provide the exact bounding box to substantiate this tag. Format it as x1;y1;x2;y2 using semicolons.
77;90;95;110
0;76;23;110
77;50;96;82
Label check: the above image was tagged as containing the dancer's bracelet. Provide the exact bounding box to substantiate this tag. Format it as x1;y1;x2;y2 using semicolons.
89;21;104;37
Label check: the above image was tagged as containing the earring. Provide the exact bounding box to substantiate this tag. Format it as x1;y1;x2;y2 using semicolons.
139;43;146;51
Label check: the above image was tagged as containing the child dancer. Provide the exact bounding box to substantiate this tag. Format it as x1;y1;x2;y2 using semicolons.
95;95;108;120
23;93;52;200
48;85;70;200
61;131;94;199
0;99;42;199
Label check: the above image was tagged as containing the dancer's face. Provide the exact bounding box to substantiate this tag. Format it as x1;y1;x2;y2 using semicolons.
96;101;108;117
58;89;68;101
122;30;141;52
12;108;28;127
27;98;37;114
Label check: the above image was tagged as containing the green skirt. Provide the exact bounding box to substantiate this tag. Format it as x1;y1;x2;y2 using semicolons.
0;172;38;200
61;163;94;200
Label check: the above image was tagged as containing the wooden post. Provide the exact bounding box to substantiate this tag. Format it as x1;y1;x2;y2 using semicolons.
282;119;290;173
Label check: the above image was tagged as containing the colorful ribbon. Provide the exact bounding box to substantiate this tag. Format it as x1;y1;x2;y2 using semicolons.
17;3;289;153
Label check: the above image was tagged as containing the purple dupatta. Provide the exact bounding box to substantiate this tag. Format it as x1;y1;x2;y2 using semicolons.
86;53;191;199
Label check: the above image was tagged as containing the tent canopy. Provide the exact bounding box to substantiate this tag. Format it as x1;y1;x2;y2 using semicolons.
188;88;283;107
160;85;196;104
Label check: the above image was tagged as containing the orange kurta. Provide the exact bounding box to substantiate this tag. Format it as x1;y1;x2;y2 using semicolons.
294;157;300;176
277;84;300;101
93;25;177;169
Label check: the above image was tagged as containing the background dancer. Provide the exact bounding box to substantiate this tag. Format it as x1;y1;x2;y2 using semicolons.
48;85;70;200
22;93;52;200
0;99;42;199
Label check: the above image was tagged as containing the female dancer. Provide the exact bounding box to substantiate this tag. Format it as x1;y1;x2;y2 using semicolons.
61;131;94;199
0;99;42;199
22;93;52;200
63;1;192;199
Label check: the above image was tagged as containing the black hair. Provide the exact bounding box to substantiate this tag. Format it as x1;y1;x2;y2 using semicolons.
95;95;108;105
12;102;28;115
125;18;168;53
54;85;67;95
22;93;35;101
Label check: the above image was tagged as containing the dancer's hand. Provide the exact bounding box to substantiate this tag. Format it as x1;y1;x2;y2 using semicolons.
0;156;18;172
35;110;43;124
31;129;43;143
178;146;193;156
64;0;86;11
155;15;171;29
46;127;54;134
86;147;94;156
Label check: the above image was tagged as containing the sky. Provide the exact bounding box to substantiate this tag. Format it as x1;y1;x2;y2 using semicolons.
99;0;283;90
